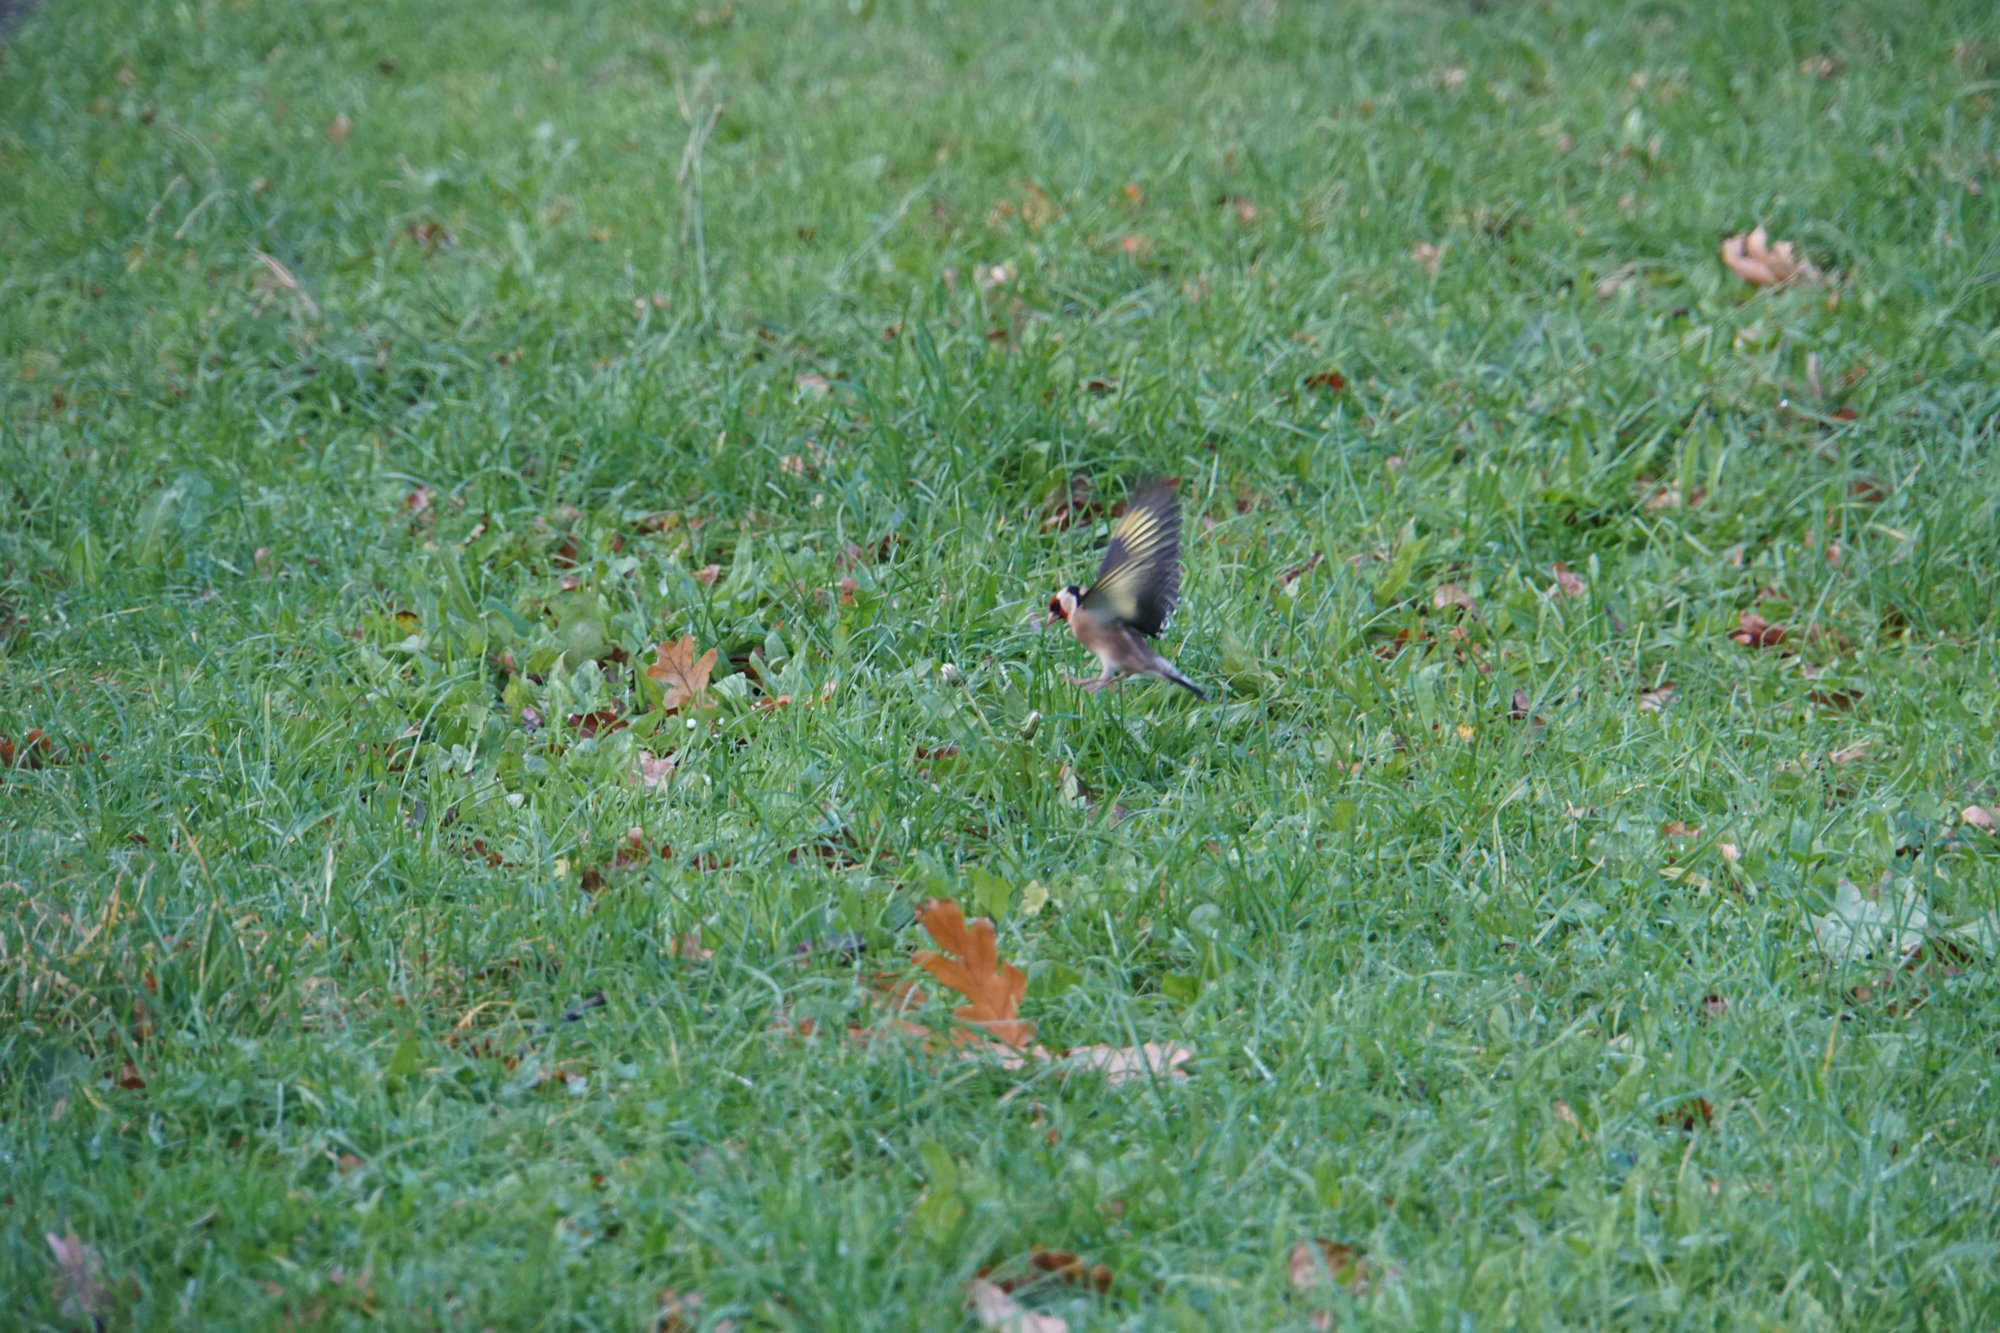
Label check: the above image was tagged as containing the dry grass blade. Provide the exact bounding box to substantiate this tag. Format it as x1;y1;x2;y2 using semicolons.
913;899;1035;1049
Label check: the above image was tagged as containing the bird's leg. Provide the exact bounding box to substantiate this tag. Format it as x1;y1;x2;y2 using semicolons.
1063;668;1123;693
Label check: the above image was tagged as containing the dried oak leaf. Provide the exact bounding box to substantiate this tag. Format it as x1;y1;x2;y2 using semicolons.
1729;611;1788;649
46;1229;115;1325
1288;1239;1397;1298
912;899;1035;1050
1431;582;1478;617
1037;475;1100;533
982;1246;1114;1295
1720;226;1820;287
645;635;717;713
1061;1042;1192;1086
1659;1097;1715;1130
970;1280;1068;1332
1276;551;1324;592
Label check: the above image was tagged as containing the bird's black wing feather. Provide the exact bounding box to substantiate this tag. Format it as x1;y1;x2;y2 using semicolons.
1079;479;1182;638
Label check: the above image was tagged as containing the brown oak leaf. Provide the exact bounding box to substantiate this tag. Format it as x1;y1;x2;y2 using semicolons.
912;899;1035;1050
1720;226;1820;286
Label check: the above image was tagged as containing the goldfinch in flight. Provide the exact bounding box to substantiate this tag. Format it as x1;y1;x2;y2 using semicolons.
1045;478;1208;700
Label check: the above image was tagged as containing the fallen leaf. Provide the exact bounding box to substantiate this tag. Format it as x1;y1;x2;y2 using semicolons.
645;635;718;714
1276;551;1324;591
1303;371;1346;393
1719;226;1820;287
1963;805;1996;833
1638;683;1677;712
1061;1042;1191;1087
1658;1097;1714;1130
566;707;626;739
1660;821;1700;839
655;1289;735;1333
1;729;57;768
1847;474;1887;503
970;1280;1068;1333
981;1247;1114;1295
670;931;713;962
1409;241;1443;275
1729;611;1788;649
45;1230;114;1325
633;752;676;789
1829;741;1870;765
1799;54;1841;79
1431;582;1478;616
1288;1239;1396;1297
1593;263;1639;299
326;112;352;145
912;899;1035;1050
1037;475;1099;533
1551;562;1587;598
692;564;722;587
1807;688;1861;711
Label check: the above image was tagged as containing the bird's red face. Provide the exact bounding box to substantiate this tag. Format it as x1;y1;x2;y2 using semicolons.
1044;586;1081;628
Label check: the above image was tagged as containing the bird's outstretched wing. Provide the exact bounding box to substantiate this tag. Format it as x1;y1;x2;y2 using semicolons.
1079;478;1182;638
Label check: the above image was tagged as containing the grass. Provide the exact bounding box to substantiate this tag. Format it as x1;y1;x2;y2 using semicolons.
3;0;1999;1326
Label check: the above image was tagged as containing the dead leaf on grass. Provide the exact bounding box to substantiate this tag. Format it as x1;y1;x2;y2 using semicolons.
1661;820;1700;839
1276;550;1324;592
1963;805;1996;833
970;1280;1068;1333
645;635;718;713
1720;226;1820;287
1729;611;1789;649
913;899;1035;1050
633;752;677;789
1830;741;1871;765
1431;582;1478;616
981;1246;1113;1295
46;1229;114;1326
1061;1042;1191;1086
1658;1097;1715;1130
1288;1238;1398;1298
326;112;352;145
1638;683;1677;712
1409;241;1443;275
654;1288;734;1333
1551;562;1587;598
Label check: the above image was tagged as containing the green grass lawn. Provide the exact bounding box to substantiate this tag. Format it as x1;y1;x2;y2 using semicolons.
4;0;1999;1326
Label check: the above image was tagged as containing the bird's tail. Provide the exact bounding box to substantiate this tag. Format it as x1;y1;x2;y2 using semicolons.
1161;666;1209;701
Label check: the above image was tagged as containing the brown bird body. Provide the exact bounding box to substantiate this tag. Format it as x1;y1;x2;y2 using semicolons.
1045;479;1207;700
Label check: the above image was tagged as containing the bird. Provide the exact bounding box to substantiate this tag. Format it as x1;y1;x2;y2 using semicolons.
1044;478;1208;700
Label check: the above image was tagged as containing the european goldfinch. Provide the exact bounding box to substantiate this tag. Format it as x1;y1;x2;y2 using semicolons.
1045;478;1208;700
